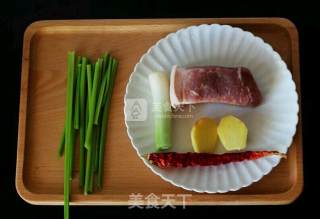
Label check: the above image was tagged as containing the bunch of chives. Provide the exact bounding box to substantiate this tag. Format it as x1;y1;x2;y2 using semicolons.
59;51;118;219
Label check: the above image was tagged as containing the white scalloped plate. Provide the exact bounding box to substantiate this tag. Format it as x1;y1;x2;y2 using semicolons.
124;24;299;193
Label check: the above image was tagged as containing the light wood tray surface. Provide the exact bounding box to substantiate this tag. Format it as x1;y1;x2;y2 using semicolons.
16;18;303;205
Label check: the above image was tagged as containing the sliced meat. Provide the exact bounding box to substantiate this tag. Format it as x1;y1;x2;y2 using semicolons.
170;65;262;108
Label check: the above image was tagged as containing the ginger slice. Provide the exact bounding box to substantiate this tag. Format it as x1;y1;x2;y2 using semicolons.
217;115;248;151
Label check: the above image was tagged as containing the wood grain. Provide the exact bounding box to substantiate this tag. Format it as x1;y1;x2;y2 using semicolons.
16;18;303;205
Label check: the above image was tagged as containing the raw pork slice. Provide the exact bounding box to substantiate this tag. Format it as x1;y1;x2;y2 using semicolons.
170;65;262;108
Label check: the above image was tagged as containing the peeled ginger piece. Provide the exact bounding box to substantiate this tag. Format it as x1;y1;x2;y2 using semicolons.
217;115;248;151
191;118;218;153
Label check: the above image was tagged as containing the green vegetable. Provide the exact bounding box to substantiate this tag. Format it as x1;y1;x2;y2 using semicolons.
148;72;172;151
84;63;93;194
102;59;113;104
85;60;101;149
58;52;118;216
74;62;82;130
94;124;100;173
84;146;93;194
94;56;111;124
64;51;76;219
58;126;65;157
101;52;109;74
85;95;89;131
79;57;87;187
97;58;118;189
84;59;103;194
70;122;76;176
86;64;92;130
88;126;97;193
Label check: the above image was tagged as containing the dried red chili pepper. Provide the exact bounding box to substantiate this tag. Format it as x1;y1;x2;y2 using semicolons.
145;151;286;168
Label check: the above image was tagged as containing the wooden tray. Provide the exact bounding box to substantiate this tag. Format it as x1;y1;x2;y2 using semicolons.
16;18;303;205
